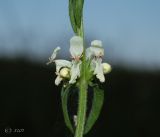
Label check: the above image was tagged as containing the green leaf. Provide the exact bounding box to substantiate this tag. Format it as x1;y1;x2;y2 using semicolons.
75;0;84;28
68;0;84;33
69;0;77;34
61;85;74;133
84;86;104;134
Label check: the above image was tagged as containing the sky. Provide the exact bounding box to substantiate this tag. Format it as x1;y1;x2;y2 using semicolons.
0;0;160;69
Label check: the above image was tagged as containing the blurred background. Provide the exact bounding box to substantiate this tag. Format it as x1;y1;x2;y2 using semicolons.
0;0;160;137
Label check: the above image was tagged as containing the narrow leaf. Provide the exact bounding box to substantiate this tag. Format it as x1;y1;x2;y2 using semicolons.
69;0;77;33
61;85;74;133
75;0;84;28
84;86;104;134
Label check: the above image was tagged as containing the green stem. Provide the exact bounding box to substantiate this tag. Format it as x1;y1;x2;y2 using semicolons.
74;20;87;137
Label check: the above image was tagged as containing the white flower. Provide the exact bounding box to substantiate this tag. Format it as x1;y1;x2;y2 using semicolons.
86;40;104;60
86;40;111;82
47;36;84;85
70;36;83;60
55;60;72;72
69;60;82;84
47;47;61;65
69;36;83;84
54;59;72;85
90;40;104;57
93;58;105;82
47;47;72;85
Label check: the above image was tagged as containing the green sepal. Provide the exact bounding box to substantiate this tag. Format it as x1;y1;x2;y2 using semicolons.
84;85;104;134
61;85;74;133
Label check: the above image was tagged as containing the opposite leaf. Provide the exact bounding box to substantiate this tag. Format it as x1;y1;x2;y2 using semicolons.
61;85;74;133
84;86;104;134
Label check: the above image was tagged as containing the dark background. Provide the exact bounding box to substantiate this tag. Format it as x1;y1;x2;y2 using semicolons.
0;58;160;137
1;0;160;136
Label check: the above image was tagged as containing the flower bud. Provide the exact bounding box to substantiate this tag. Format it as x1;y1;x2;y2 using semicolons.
59;68;70;78
102;63;112;74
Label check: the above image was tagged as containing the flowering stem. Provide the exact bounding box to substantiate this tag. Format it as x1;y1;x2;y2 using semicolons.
75;19;87;137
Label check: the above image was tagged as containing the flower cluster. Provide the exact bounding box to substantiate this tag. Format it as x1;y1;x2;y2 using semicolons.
47;36;111;86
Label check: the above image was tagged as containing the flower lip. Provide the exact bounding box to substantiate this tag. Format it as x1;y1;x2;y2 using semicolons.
93;58;105;82
55;75;63;86
69;60;82;84
55;59;72;72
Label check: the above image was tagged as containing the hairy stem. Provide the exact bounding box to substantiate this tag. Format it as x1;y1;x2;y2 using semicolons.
74;20;87;137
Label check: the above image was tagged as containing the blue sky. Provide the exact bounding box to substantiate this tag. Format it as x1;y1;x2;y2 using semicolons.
0;0;160;69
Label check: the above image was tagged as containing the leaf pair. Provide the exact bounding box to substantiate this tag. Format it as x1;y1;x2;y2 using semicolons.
69;0;84;34
61;85;104;135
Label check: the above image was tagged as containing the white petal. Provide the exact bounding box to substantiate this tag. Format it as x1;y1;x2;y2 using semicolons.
86;47;92;59
70;36;83;58
90;40;104;57
90;58;96;71
55;59;72;72
69;60;81;84
90;46;104;57
55;75;63;86
91;40;102;47
47;47;61;65
94;58;105;82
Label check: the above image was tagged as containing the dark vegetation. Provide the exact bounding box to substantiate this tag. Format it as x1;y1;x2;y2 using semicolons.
0;59;160;137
